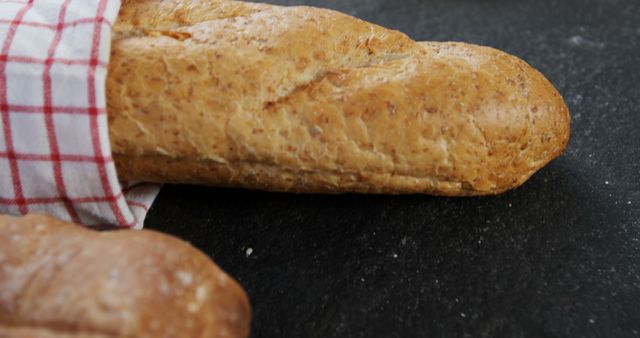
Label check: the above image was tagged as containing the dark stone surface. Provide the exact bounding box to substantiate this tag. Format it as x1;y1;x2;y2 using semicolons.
145;0;640;336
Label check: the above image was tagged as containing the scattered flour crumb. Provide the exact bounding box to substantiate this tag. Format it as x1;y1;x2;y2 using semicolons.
176;271;193;286
196;285;208;302
245;248;253;257
569;35;585;45
568;35;605;49
460;313;466;318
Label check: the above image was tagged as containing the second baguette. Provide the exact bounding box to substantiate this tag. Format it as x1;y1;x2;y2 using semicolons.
0;214;251;338
107;0;570;195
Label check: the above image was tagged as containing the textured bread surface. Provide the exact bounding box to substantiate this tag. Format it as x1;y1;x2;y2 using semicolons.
0;214;251;338
108;0;570;195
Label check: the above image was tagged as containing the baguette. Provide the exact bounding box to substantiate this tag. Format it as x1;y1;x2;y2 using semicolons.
0;214;250;338
107;0;570;195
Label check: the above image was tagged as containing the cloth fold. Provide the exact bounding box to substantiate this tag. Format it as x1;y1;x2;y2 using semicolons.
0;0;159;228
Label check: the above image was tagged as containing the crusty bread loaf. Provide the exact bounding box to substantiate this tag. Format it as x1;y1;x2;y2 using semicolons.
107;0;570;195
0;214;250;338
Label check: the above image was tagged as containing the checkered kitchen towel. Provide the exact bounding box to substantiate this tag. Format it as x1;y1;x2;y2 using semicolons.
0;0;159;228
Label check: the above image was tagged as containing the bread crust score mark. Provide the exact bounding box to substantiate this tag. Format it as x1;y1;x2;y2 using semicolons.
107;0;570;195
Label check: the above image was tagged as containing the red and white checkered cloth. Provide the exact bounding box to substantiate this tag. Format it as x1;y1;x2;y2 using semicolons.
0;0;160;228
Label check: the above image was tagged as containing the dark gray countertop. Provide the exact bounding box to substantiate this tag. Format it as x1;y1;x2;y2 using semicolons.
145;0;640;336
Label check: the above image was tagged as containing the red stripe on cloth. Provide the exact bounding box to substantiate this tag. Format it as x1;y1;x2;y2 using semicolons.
0;0;35;215
0;192;126;205
121;182;148;193
42;0;81;223
127;200;150;212
0;0;28;4
5;55;108;67
0;152;113;163
88;0;133;228
2;104;107;114
0;17;114;29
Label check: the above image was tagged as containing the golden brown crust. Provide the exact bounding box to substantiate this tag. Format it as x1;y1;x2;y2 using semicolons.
0;214;251;338
107;0;570;195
